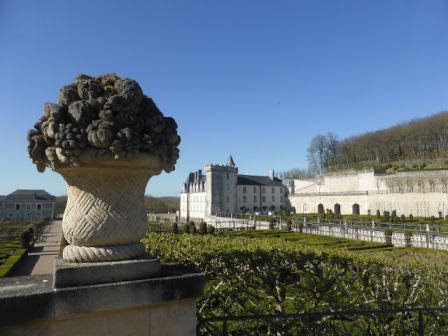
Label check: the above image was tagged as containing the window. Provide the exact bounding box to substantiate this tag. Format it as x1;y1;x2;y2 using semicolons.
243;196;246;203
227;196;229;203
26;204;31;211
262;187;265;193
280;196;283;202
37;204;42;210
272;187;275;193
15;204;20;210
272;196;275;202
0;201;4;208
243;187;246;193
262;196;266;202
227;184;229;191
227;173;229;179
253;187;256;193
254;196;257;202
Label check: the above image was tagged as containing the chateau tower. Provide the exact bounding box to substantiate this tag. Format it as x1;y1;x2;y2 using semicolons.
205;155;238;216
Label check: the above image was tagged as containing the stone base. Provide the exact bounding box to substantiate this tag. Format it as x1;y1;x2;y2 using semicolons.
53;254;161;288
0;264;205;336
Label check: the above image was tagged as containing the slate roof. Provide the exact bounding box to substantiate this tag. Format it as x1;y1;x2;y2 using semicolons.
183;172;207;192
4;190;55;201
226;155;236;167
238;174;283;187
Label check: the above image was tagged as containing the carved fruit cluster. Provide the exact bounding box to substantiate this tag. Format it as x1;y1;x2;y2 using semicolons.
27;74;180;173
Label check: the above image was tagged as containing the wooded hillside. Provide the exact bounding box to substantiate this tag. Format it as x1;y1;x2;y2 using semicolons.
295;111;448;177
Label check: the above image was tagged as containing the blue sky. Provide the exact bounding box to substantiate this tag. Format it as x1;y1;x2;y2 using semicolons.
1;1;447;197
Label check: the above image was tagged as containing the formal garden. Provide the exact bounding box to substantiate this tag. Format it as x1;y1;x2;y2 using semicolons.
0;218;51;277
142;226;448;335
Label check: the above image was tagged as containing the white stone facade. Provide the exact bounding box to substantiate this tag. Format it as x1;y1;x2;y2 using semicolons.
180;156;287;223
289;169;448;217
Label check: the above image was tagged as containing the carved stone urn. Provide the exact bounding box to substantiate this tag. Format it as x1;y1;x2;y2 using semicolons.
27;74;180;262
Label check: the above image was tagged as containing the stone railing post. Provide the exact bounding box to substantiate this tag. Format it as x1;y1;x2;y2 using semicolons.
344;219;348;237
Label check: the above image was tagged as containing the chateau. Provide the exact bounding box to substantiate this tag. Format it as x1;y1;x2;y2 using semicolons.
180;156;288;222
181;156;448;220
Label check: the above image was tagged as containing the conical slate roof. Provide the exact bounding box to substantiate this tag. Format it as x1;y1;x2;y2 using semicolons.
226;155;235;167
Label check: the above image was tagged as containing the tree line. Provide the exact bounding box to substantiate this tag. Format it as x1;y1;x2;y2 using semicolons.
55;195;180;214
280;111;448;178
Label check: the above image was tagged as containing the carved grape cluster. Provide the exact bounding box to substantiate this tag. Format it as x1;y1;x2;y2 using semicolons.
27;74;180;173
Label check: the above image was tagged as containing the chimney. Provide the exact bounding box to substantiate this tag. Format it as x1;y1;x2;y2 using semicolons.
268;170;274;180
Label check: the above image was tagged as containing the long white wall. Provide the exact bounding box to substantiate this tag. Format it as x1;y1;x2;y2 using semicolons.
289;191;448;217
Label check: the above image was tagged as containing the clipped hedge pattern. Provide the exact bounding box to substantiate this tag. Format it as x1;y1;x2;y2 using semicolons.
142;233;448;335
0;247;28;277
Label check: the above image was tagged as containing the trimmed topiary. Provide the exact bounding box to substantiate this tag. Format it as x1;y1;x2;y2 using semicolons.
384;228;393;246
207;225;215;235
404;230;413;247
269;217;275;230
199;221;207;234
286;219;292;232
190;225;197;234
20;229;33;248
183;223;190;234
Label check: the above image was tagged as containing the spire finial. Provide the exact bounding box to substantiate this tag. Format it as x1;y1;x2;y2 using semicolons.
226;155;235;167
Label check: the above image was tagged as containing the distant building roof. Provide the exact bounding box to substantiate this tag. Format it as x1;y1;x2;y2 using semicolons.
238;175;283;187
5;190;55;201
183;171;206;193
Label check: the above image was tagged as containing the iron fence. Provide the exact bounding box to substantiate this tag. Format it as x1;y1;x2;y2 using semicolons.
197;306;448;336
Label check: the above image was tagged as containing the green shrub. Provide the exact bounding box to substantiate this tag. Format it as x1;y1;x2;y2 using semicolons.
384;228;392;245
199;222;207;234
286;219;292;232
268;217;275;230
190;225;197;235
20;229;32;248
183;223;190;234
207;225;215;235
404;230;413;247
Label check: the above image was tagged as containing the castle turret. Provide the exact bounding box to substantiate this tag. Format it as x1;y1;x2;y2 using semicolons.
205;156;238;216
